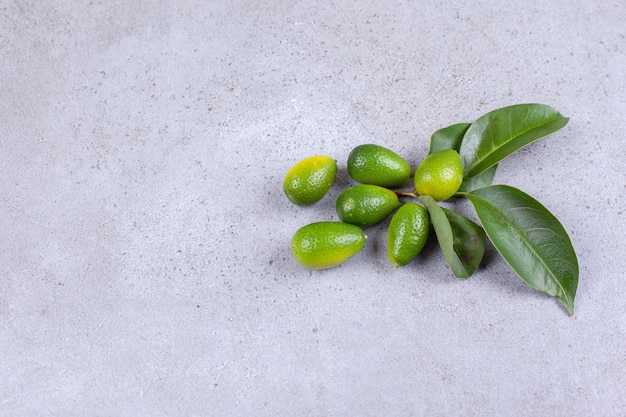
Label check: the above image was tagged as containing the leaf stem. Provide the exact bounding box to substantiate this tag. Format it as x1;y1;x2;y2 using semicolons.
393;189;419;198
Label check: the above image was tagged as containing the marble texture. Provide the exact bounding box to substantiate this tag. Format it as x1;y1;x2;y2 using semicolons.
1;1;625;416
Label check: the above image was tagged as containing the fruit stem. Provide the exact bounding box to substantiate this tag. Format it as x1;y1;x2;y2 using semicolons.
393;189;419;198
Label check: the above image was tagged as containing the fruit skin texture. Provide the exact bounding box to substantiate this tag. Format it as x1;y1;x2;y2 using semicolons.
283;156;337;206
388;203;430;268
291;222;366;270
336;184;401;227
347;144;412;188
414;149;463;201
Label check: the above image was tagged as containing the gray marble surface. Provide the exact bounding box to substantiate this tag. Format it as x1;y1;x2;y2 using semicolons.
1;1;625;416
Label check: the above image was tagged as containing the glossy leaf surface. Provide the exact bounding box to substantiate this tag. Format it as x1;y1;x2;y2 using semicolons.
429;122;497;193
465;185;578;315
418;195;485;279
429;123;470;154
459;103;569;178
458;164;497;193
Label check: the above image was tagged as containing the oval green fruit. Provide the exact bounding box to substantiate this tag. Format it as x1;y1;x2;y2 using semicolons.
414;149;463;201
336;184;401;227
291;222;366;270
283;155;337;206
347;144;411;188
388;203;430;268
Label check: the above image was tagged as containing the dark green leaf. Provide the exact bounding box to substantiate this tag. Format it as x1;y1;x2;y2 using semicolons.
465;185;578;315
430;123;498;194
459;104;569;178
458;164;498;193
418;195;486;279
429;123;470;154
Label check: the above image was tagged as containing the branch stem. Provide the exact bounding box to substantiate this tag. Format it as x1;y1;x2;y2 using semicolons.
393;189;419;198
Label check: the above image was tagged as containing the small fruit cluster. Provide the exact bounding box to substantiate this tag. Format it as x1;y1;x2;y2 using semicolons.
281;104;579;315
284;144;463;269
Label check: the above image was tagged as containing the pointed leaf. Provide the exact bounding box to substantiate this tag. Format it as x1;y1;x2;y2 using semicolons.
429;123;470;154
458;164;498;193
465;185;578;315
418;195;486;279
429;122;498;195
459;104;569;178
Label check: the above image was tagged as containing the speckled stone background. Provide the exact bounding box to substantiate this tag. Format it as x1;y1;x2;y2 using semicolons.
1;1;625;416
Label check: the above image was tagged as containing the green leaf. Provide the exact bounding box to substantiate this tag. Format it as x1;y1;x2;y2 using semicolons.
458;164;498;193
465;185;578;315
429;123;470;154
459;103;569;178
418;195;486;279
430;122;498;194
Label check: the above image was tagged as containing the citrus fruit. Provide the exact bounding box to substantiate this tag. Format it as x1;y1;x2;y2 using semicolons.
283;155;337;206
414;149;463;201
291;222;366;269
336;184;401;227
347;144;411;188
388;203;430;268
